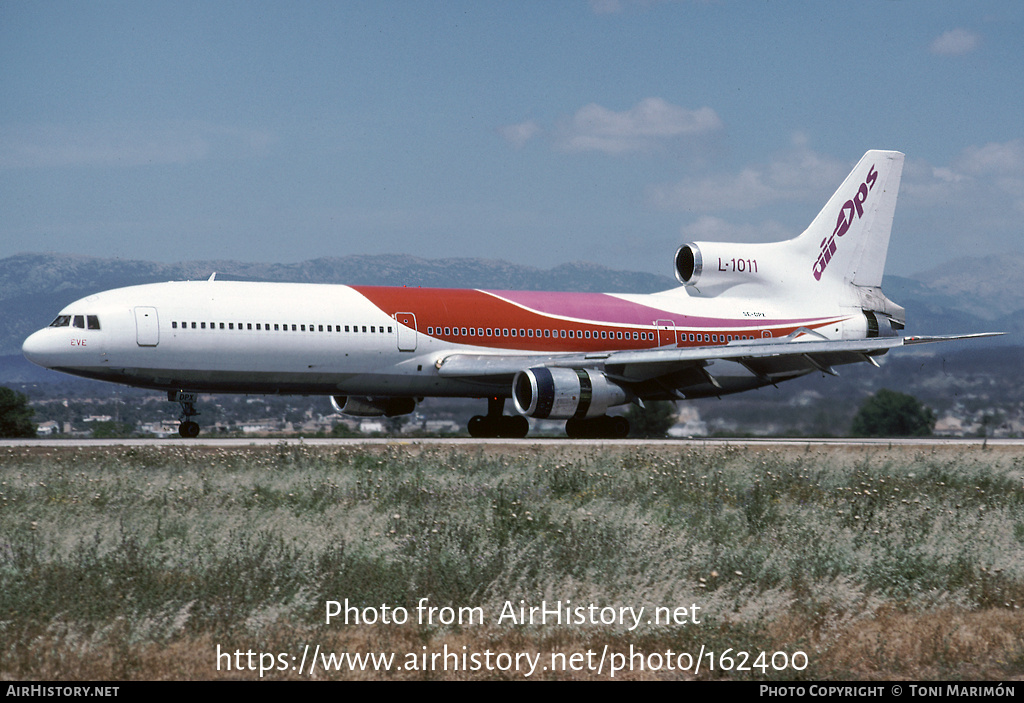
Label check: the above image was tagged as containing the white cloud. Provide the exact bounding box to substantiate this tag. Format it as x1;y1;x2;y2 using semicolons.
0;122;272;169
649;141;847;212
555;98;721;155
956;139;1024;176
678;215;793;244
497;120;541;149
588;0;672;14
900;140;1024;208
929;28;980;56
896;142;1024;254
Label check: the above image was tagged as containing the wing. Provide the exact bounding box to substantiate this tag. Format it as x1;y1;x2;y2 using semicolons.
436;331;1002;400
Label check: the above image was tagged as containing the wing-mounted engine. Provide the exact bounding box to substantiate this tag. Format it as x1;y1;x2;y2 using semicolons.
331;395;416;417
675;241;787;296
512;367;629;420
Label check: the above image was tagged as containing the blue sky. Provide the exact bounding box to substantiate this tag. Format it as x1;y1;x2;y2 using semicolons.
2;1;1021;278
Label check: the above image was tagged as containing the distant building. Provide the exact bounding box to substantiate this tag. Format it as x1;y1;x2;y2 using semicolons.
934;415;966;437
139;421;182;438
36;421;60;436
668;406;708;437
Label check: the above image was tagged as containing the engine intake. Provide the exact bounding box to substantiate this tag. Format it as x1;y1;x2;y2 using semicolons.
674;243;703;285
331;396;417;417
512;367;628;420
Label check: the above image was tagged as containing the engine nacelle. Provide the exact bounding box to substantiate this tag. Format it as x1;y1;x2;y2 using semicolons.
331;395;416;417
512;367;629;420
675;241;777;296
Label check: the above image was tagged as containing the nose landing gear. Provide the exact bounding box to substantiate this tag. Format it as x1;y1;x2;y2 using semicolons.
169;390;201;438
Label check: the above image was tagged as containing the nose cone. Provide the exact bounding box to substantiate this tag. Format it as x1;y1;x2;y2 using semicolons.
22;329;55;368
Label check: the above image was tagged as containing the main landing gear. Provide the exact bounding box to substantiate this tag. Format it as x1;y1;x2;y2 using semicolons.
564;415;630;439
467;396;530;438
170;391;201;438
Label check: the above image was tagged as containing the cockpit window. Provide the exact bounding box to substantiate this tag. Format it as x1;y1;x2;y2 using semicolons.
87;315;101;330
73;315;85;329
49;315;71;327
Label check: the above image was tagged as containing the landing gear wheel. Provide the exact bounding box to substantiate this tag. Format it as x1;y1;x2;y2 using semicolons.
468;415;489;438
466;397;530;438
565;417;585;439
565;415;630;439
502;415;529;439
608;415;630;439
178;421;201;438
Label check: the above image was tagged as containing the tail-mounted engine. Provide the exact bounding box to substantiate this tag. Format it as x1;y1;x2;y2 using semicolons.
675;241;777;296
512;367;629;420
331;395;417;417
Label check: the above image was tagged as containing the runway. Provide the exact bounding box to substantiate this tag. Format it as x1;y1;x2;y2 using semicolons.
3;436;1024;449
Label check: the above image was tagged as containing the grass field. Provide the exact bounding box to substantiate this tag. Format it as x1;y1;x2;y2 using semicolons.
1;441;1023;680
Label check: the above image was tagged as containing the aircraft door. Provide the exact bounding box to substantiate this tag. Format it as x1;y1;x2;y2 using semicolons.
395;312;417;351
655;319;677;347
135;307;160;346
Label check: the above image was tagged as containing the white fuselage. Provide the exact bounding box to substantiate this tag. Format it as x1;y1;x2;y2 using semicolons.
21;279;857;400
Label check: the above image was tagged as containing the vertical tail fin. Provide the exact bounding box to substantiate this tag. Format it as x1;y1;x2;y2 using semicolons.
798;150;904;289
672;150;905;305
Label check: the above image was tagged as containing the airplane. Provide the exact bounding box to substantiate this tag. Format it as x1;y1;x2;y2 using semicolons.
22;150;999;439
